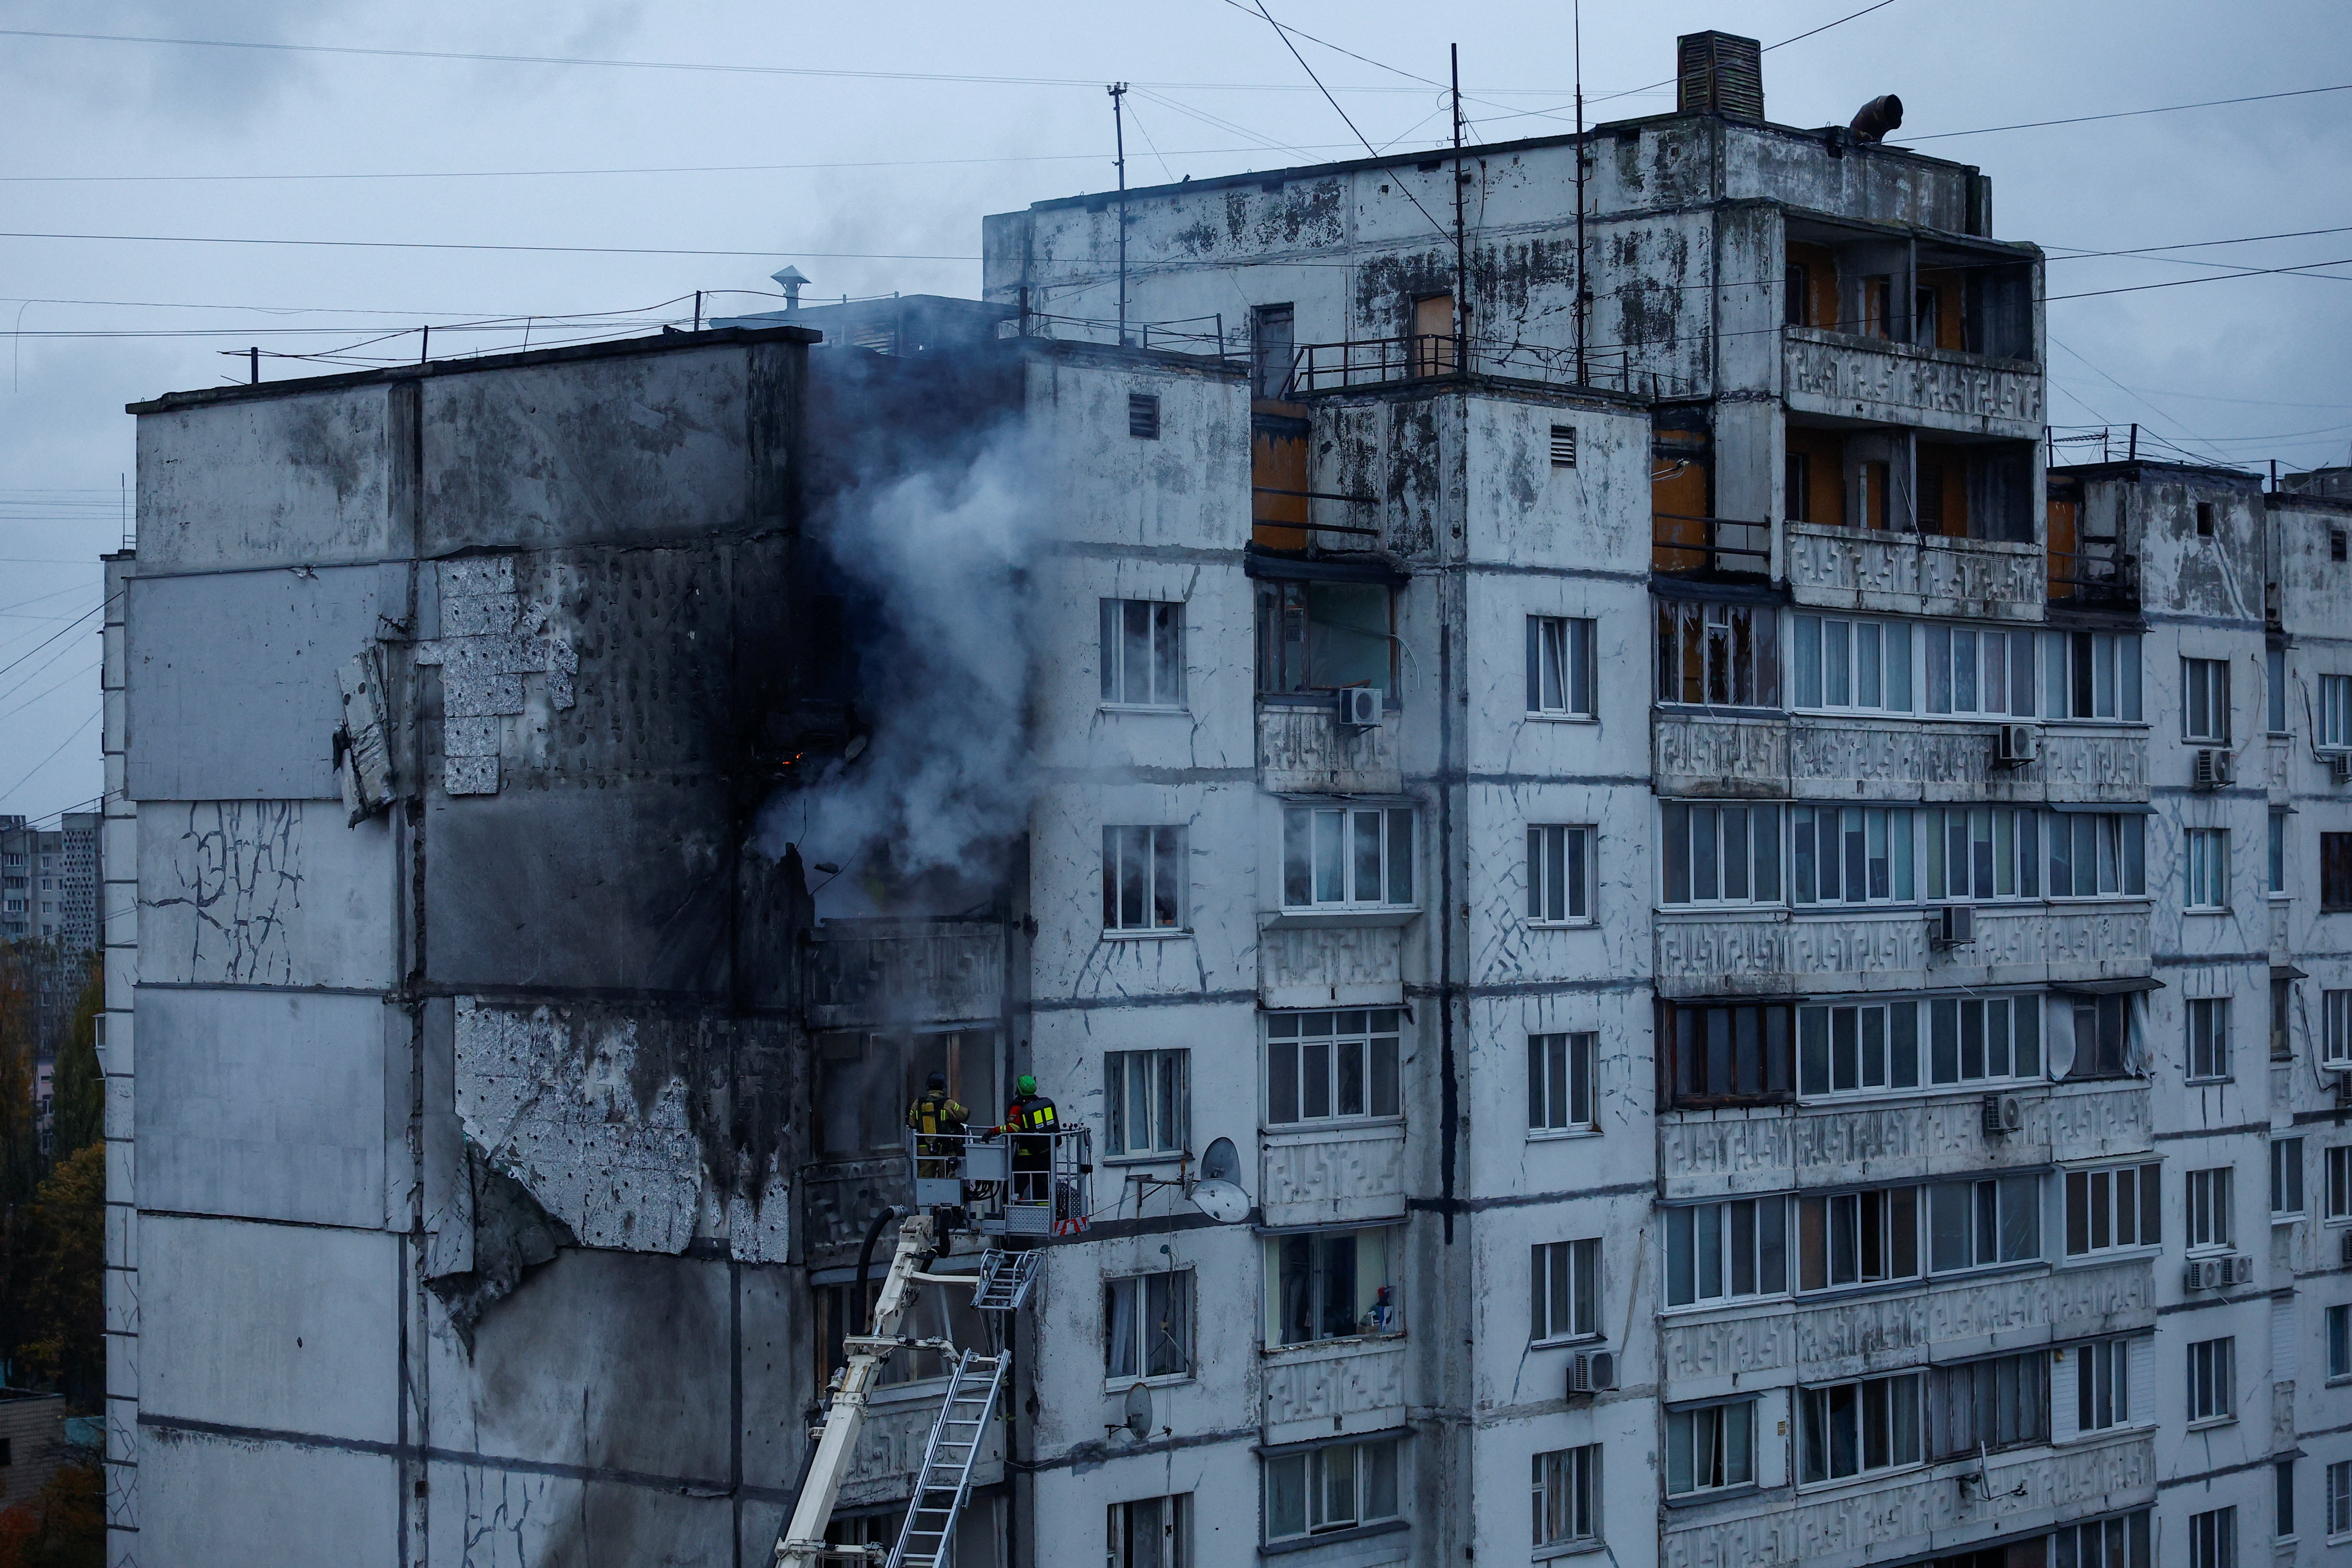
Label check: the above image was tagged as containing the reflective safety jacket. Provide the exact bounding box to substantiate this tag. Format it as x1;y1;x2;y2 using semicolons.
1003;1094;1058;1134
906;1090;968;1137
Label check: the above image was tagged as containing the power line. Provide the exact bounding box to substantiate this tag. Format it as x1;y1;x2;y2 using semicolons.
2048;224;2352;260
0;709;99;810
1907;82;2352;142
2049;255;2352;302
0;229;980;262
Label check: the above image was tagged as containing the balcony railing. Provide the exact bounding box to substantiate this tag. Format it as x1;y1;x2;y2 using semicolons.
2047;541;2137;606
1282;334;1701;399
1652;513;1772;580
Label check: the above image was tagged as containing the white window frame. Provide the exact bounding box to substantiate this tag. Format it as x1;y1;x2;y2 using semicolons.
1528;1031;1596;1135
1797;1186;1921;1292
2182;656;2232;743
2187;1166;2235;1250
1107;1494;1191;1568
1526;616;1596;719
1265;1010;1402;1127
1104;1049;1188;1160
1797;999;1924;1096
2186;829;2230;913
1664;1399;1756;1498
1262;1436;1402;1544
1103;825;1188;933
1922;994;2044;1089
2055;1511;2152;1564
1527;824;1596;925
1530;1238;1600;1345
1658;801;1783;907
2077;1336;2132;1433
2321;674;2352;750
1280;804;1415;913
2187;1338;2235;1425
1531;1444;1598;1548
1926;1174;2041;1273
1792;613;1913;714
2064;1161;2162;1258
1922;806;2042;902
2328;990;2352;1068
1665;1197;1788;1308
2272;1137;2305;1218
2328;1145;2352;1222
1790;805;1917;907
1923;622;2034;718
2189;1505;2237;1568
2043;810;2149;899
2329;1304;2351;1381
2187;996;2232;1082
2044;629;2145;722
2331;1459;2352;1538
1104;1268;1193;1385
1099;598;1185;709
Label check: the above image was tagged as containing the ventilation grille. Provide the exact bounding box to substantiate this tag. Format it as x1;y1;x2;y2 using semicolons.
1550;425;1577;468
1129;393;1161;440
1676;31;1764;122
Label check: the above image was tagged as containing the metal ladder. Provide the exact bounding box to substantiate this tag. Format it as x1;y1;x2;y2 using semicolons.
884;1350;1006;1568
968;1247;1040;1313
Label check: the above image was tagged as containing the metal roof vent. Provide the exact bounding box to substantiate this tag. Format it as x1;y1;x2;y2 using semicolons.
1677;31;1763;122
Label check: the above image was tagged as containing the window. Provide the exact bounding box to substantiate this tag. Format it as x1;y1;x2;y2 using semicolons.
2186;1338;2234;1423
816;1030;989;1156
2333;1460;2352;1537
1924;624;2035;716
2336;529;2349;563
2187;1167;2234;1249
1100;598;1184;707
1257;579;1395;695
2054;1511;2151;1567
2077;1337;2133;1433
2067;994;2134;1079
2196;501;2216;537
1105;1049;1188;1158
2187;997;2232;1080
1105;1270;1192;1382
2273;975;2292;1060
2065;1162;2161;1256
1798;1372;1921;1483
1925;995;2043;1086
1528;1032;1596;1133
1531;1445;1598;1547
2330;835;2352;910
1527;825;1594;923
2270;646;2290;733
1281;805;1414;912
1783;261;1810;327
2183;657;2232;742
1107;1494;1190;1568
1665;1402;1754;1497
1127;392;1162;440
1659;802;1783;906
2324;675;2352;748
1798;1186;1920;1291
1530;1239;1600;1342
1655;599;1778;707
1525;616;1595;717
2045;811;2147;898
2189;1506;2237;1568
2276;1458;2295;1540
1792;615;1913;712
2329;1145;2352;1220
1792;805;1916;905
1799;1000;1921;1094
2272;1138;2305;1216
1266;1010;1401;1125
2330;1306;2350;1379
1265;1228;1397;1346
2043;630;2144;721
1927;1174;2040;1272
815;1272;983;1389
1785;451;1812;522
2271;810;2289;896
1251;303;1295;399
1920;806;2040;901
2186;831;2230;912
1665;1197;1787;1307
1927;1352;2047;1457
1659;999;1794;1106
1104;826;1186;931
1263;1436;1399;1544
1549;424;1577;468
2328;991;2352;1066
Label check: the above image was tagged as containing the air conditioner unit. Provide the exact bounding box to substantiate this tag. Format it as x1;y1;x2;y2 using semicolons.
1933;905;1976;949
2184;1259;2225;1292
2232;1254;2255;1286
1337;687;1384;730
1567;1349;1618;1397
2193;748;2235;789
2331;752;2352;786
1980;1093;2024;1136
1995;724;2039;766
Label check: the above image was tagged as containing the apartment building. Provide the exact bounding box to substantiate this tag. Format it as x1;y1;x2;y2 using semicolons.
0;811;99;951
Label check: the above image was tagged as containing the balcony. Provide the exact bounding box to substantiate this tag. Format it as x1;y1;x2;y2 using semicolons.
1260;1124;1406;1228
805;919;1003;1030
1652;513;1772;582
839;1383;1006;1507
1257;699;1401;794
1783;326;2043;440
1652;713;2149;804
1784;522;2045;620
1281;333;1696;399
1654;904;2151;998
1261;1335;1407;1445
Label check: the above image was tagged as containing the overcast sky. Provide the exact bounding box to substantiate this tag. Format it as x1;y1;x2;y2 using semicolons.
1;0;2345;821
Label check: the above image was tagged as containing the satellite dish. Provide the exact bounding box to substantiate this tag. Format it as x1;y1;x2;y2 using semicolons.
1121;1382;1153;1440
1199;1138;1240;1183
1188;1178;1250;1224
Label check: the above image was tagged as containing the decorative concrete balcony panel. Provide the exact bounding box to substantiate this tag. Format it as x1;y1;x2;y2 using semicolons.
1783;327;2045;440
1661;1260;2153;1391
839;1390;1005;1507
805;920;1003;1031
1654;715;2147;803
1785;522;2045;621
1654;905;2149;997
1260;1126;1407;1228
1258;923;1403;1009
1261;1337;1406;1446
1257;702;1402;796
1662;1433;2153;1568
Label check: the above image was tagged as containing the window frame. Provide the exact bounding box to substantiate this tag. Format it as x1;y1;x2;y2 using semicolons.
1256;578;1397;698
2332;1459;2352;1538
1265;1010;1402;1128
2186;996;2232;1082
1654;598;1779;709
2186;1165;2236;1250
1525;615;1596;719
1107;1494;1192;1568
1796;1184;1922;1293
1663;1398;1757;1500
2185;829;2230;913
2189;1505;2237;1568
1526;824;1597;925
2064;1161;2162;1258
1796;1371;1923;1487
2043;810;2149;899
1926;1173;2042;1274
1658;801;1783;908
1280;804;1415;914
2186;1337;2235;1426
1922;622;2036;718
2321;673;2352;750
1528;1031;1597;1136
2271;809;2289;897
1529;1237;1601;1345
2044;630;2145;722
1105;1048;1190;1160
1926;1350;2049;1459
1104;1267;1194;1385
2182;656;2232;743
1263;1226;1400;1349
1665;1196;1788;1309
2326;834;2352;911
2055;1510;2152;1566
1531;1443;1598;1548
1659;999;1795;1108
1262;1435;1402;1545
2330;990;2352;1067
2076;1336;2134;1434
1103;824;1189;933
2327;1145;2352;1223
1790;804;1917;907
2328;1304;2351;1381
2272;1137;2306;1219
1099;597;1186;709
1791;612;1914;714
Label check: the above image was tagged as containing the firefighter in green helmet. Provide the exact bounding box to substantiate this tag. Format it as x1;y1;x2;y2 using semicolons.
998;1073;1057;1201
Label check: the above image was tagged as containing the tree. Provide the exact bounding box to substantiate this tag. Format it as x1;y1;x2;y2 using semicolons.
16;1145;102;1407
45;968;99;1164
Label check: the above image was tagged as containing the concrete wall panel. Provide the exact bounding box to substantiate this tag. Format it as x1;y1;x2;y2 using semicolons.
140;1427;397;1564
134;384;396;572
135;988;386;1227
125;564;382;800
137;802;395;988
425;1463;735;1568
139;1215;400;1442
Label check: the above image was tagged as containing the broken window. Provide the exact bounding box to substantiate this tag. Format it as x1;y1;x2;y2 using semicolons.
1252;303;1296;399
1107;1495;1192;1568
1105;1048;1188;1158
1256;579;1396;696
1264;1226;1398;1346
1100;598;1184;707
1409;293;1456;376
1525;616;1595;717
1105;1269;1192;1381
1103;826;1186;932
1266;1010;1401;1125
816;1029;990;1157
1280;806;1413;912
1659;999;1794;1107
814;1267;986;1389
1653;599;1777;707
1859;276;1894;340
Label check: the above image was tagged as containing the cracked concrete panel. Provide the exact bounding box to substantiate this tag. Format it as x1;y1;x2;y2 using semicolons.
454;999;703;1255
135;988;389;1228
425;1467;736;1568
415;556;578;796
126;564;384;800
137;802;394;990
133;383;398;573
142;1431;396;1568
140;1214;402;1442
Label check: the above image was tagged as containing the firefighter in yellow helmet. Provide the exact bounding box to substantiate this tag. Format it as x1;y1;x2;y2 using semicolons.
905;1071;967;1179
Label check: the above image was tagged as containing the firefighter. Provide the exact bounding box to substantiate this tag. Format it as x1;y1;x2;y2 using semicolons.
905;1071;967;1179
998;1074;1057;1201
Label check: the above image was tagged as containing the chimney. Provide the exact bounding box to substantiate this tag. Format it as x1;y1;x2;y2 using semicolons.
772;265;810;312
1676;31;1764;122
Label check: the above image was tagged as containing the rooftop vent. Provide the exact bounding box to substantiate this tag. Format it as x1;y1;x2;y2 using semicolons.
1677;31;1763;122
1850;94;1904;143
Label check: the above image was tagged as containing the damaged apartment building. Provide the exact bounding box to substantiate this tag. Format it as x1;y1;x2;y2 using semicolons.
96;26;2352;1568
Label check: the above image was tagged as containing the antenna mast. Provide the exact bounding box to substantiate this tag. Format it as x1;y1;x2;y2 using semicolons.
1573;0;1589;384
1451;45;1468;370
1109;82;1131;345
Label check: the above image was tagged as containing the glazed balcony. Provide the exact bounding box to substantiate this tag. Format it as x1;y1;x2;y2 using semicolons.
1652;713;2149;804
1653;903;2151;998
